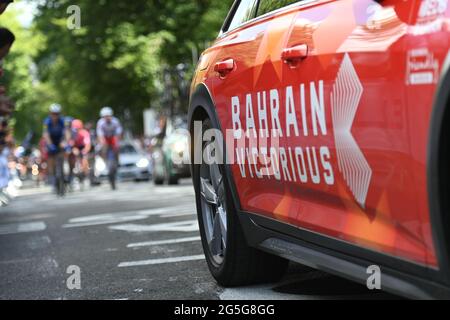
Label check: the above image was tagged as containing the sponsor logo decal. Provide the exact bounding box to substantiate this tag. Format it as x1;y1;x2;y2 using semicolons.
409;0;448;35
332;53;372;208
418;0;448;22
406;48;439;85
229;54;372;207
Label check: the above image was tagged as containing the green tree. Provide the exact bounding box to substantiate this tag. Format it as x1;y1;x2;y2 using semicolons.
1;4;47;141
4;0;234;140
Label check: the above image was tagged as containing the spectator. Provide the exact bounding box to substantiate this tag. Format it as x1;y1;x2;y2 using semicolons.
0;26;14;199
0;28;15;117
0;0;13;15
0;119;11;192
0;94;13;116
0;28;15;60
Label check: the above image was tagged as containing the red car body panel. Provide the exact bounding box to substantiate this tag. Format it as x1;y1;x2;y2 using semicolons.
191;0;450;269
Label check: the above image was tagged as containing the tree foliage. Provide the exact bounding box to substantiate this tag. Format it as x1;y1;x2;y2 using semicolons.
2;0;233;141
1;5;47;142
31;0;233;135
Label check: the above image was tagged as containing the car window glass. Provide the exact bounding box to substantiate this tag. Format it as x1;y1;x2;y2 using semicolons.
256;0;301;17
120;145;137;154
227;0;257;31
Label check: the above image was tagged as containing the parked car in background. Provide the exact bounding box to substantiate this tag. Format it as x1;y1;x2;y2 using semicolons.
96;141;151;182
152;117;190;185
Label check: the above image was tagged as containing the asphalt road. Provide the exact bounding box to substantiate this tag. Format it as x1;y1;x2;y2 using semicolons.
0;180;398;300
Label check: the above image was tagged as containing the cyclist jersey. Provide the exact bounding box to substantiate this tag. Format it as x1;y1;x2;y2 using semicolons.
96;117;123;139
43;116;66;146
73;129;91;149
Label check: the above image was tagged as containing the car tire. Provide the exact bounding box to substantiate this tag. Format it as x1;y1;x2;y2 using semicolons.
194;119;288;286
168;175;179;185
154;176;164;185
164;164;179;185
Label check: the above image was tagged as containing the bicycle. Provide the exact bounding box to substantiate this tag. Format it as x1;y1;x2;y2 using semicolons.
53;151;66;197
69;148;88;191
104;145;118;190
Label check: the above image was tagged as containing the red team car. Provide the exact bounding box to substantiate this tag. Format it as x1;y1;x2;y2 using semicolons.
188;0;450;299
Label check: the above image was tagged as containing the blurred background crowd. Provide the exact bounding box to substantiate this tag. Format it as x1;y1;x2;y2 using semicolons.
1;0;16;204
0;0;233;204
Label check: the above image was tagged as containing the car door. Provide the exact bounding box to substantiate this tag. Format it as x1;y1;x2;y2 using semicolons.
206;0;297;215
257;0;432;266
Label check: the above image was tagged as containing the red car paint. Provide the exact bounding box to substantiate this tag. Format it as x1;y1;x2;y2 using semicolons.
191;0;450;268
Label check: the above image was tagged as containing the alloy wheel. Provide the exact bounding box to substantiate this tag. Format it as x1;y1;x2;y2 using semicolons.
199;142;227;265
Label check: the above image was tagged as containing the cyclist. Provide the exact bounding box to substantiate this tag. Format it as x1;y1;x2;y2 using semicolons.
68;119;91;187
96;107;123;190
43;104;69;196
84;121;100;186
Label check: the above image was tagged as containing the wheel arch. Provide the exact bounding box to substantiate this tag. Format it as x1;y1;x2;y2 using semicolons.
188;83;247;224
188;83;220;134
189;82;273;251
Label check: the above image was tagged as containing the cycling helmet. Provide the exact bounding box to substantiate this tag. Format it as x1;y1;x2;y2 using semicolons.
49;103;62;114
72;119;84;130
100;106;113;117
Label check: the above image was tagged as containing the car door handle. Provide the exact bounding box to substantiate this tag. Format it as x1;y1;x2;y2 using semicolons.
214;59;235;77
282;44;308;65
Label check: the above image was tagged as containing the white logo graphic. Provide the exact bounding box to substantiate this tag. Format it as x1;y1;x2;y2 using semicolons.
407;48;439;85
331;53;372;208
419;0;448;19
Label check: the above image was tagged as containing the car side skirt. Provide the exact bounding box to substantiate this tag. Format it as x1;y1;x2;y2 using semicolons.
238;210;450;299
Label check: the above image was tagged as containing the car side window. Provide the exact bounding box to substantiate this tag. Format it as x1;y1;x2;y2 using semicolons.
256;0;301;17
226;0;258;32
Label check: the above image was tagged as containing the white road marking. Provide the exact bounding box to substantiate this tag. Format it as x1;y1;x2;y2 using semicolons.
0;258;34;265
159;212;196;218
26;235;52;250
13;190;195;212
137;206;195;216
63;213;149;228
109;220;199;233
220;286;309;301
62;205;196;228
118;255;205;267
17;222;46;233
16;187;52;197
37;257;60;278
0;221;47;236
127;236;201;248
219;285;376;301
